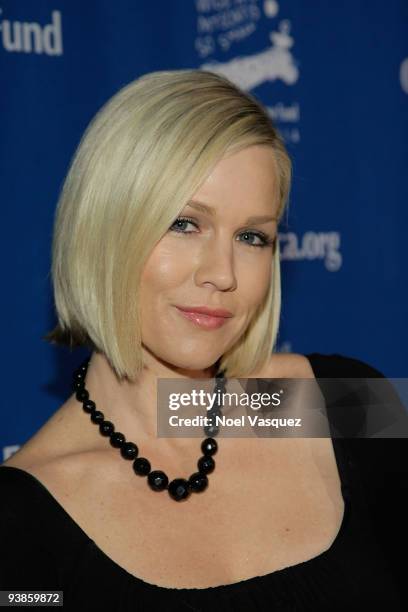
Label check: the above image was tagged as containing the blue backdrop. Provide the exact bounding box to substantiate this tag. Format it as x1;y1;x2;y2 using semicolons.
1;0;407;458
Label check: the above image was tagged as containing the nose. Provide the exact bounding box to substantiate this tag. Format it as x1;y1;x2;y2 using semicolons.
194;235;237;292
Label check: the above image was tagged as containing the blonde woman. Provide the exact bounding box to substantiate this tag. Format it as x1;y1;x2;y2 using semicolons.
0;70;404;610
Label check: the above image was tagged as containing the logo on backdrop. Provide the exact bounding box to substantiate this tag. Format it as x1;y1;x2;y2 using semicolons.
279;231;342;272
0;8;63;55
400;57;408;94
2;445;20;461
200;20;298;88
195;1;341;271
195;0;300;145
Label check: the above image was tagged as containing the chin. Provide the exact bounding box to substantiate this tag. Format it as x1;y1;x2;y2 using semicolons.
176;360;216;373
143;342;217;369
167;354;219;374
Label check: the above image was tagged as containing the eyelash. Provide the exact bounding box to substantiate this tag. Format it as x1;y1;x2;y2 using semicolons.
169;217;275;249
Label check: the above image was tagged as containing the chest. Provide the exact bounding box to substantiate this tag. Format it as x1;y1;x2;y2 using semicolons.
39;437;345;589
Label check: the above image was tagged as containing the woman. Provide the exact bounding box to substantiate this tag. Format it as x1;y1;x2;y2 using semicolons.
0;70;405;610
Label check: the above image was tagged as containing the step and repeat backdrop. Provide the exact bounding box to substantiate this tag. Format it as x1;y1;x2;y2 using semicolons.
1;0;407;456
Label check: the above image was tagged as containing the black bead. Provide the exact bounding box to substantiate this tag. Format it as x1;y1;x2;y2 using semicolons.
76;388;89;402
207;407;222;419
168;478;191;501
99;421;114;436
79;359;90;371
133;457;151;476
211;401;223;413
201;438;218;456
83;400;96;414
204;424;219;437
198;455;215;474
74;364;87;376
188;472;208;493
110;432;126;448
73;370;85;383
73;380;85;392
91;410;104;424
120;442;138;460
148;470;169;491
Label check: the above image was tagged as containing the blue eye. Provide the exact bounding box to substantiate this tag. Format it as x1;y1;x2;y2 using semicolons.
239;231;272;248
169;217;275;249
170;218;199;233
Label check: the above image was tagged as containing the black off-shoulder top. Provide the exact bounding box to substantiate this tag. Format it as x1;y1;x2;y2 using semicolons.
0;353;406;611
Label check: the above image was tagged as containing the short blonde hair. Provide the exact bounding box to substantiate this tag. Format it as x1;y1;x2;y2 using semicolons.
44;69;291;381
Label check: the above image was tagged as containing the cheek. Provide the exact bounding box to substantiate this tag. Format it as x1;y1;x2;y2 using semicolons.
141;244;190;289
240;259;272;306
139;246;192;325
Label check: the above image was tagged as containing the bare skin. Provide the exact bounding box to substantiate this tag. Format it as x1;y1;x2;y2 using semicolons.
1;146;345;588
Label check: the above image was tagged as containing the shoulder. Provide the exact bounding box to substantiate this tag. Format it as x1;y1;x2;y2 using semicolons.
0;394;113;481
1;433;127;516
1;446;118;501
1;396;78;471
303;352;386;378
264;350;383;379
0;428;98;512
263;352;316;378
303;353;407;436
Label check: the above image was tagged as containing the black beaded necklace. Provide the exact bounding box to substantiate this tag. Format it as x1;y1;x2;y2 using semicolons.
72;357;227;502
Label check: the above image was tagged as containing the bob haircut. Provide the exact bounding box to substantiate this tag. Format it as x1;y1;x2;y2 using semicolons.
44;69;291;381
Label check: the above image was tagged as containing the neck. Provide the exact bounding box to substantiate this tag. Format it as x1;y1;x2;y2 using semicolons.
79;351;220;450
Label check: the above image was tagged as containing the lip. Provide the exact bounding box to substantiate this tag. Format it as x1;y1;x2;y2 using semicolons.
175;305;233;318
174;306;231;330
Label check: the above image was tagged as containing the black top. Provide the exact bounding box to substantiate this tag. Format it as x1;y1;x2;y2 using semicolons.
0;353;406;611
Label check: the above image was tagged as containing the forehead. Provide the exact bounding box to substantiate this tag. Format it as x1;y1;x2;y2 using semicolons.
193;145;279;213
186;199;277;225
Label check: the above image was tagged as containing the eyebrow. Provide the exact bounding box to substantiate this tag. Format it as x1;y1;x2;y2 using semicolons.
186;200;277;225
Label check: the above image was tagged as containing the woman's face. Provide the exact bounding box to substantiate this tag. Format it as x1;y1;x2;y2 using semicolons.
139;144;280;375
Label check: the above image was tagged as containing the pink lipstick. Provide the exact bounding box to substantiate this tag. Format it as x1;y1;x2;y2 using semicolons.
174;305;232;330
